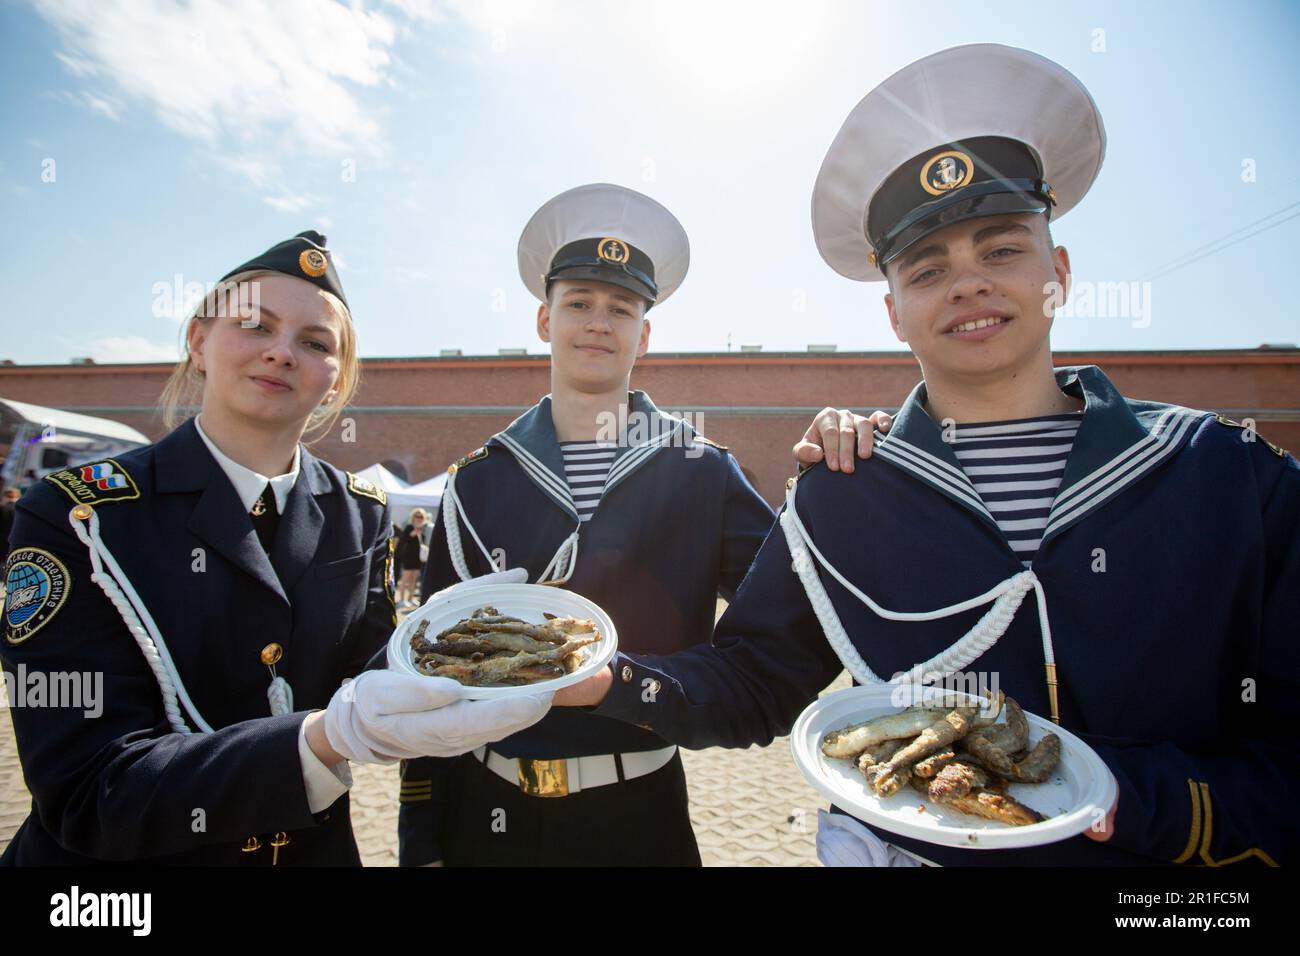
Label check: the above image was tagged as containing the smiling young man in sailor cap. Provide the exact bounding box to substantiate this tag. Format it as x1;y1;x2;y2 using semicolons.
394;184;780;866
564;45;1300;866
398;184;887;866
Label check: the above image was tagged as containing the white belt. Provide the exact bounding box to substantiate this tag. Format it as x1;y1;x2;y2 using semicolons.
471;745;677;795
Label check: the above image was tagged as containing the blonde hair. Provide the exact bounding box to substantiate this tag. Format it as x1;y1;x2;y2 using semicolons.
159;269;361;443
410;508;428;521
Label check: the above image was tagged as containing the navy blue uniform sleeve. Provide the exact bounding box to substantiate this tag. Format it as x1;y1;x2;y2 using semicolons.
400;496;463;865
593;501;843;750
717;452;776;598
1078;445;1300;866
0;498;318;861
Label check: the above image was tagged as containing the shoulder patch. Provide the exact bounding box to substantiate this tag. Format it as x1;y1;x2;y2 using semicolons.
43;460;140;508
690;435;729;452
4;547;72;645
347;472;387;505
450;447;489;472
1215;414;1289;459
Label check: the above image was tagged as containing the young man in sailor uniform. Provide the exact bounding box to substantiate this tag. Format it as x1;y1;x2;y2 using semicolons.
562;45;1300;867
397;184;881;866
394;184;776;866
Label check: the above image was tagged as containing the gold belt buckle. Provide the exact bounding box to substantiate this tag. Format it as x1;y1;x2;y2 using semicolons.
517;758;569;797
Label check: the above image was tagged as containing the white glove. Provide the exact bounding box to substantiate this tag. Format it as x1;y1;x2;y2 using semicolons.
423;567;528;606
323;669;552;764
815;809;923;867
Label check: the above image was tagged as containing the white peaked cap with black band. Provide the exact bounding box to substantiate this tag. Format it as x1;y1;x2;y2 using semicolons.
812;43;1106;282
518;183;690;308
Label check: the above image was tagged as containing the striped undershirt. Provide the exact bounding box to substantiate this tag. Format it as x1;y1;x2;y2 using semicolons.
560;441;618;522
949;412;1083;565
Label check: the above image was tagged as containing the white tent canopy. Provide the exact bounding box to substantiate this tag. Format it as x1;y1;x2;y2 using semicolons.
353;463;444;520
405;472;448;497
352;463;409;493
0;398;149;443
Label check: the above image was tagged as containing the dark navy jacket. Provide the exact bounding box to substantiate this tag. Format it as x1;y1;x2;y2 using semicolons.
399;391;774;863
595;367;1300;866
0;419;396;866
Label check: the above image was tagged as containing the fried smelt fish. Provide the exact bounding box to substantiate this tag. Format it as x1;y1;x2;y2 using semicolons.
414;631;560;657
821;690;1001;760
914;689;1004;728
912;749;956;779
855;739;905;774
926;760;995;800
823;709;964;759
931;787;1044;827
866;710;972;798
1004;733;1061;784
413;607;602;685
964;697;1030;775
426;635;599;686
497;663;566;685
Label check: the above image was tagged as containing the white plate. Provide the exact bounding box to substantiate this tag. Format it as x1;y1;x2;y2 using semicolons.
790;685;1117;849
387;584;618;700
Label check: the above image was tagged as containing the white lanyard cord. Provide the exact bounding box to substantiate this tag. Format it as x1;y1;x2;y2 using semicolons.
441;468;496;581
68;506;295;733
536;529;580;585
441;466;581;585
778;479;1058;709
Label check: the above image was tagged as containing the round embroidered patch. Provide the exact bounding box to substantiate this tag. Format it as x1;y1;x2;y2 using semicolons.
4;548;71;645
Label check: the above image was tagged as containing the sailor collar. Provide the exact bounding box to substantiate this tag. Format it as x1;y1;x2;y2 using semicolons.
868;365;1210;550
488;390;694;522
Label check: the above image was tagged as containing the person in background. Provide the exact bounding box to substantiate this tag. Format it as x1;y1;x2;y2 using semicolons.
395;507;431;608
0;486;19;568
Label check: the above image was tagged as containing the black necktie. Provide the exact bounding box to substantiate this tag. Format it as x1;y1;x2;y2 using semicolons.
250;481;280;553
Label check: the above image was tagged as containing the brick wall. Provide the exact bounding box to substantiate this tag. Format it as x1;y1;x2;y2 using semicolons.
2;350;1296;507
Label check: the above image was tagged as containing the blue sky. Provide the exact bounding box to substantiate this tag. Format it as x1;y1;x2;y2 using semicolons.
2;0;1298;364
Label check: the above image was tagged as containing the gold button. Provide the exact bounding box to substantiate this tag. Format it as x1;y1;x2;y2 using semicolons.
71;504;94;520
260;643;283;666
621;665;633;683
650;680;662;695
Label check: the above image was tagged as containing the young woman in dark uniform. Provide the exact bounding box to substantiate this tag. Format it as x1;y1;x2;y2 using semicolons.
0;231;549;865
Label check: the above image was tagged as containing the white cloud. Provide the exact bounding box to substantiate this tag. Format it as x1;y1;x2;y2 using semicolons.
54;51;97;77
388;265;431;282
35;0;402;190
262;191;324;213
381;0;448;25
215;154;280;190
51;89;123;120
89;335;181;364
80;92;122;120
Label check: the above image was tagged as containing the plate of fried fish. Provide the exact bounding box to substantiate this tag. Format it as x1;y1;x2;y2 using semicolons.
387;584;618;700
791;685;1117;849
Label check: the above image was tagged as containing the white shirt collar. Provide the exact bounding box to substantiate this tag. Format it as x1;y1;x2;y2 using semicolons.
194;415;301;514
